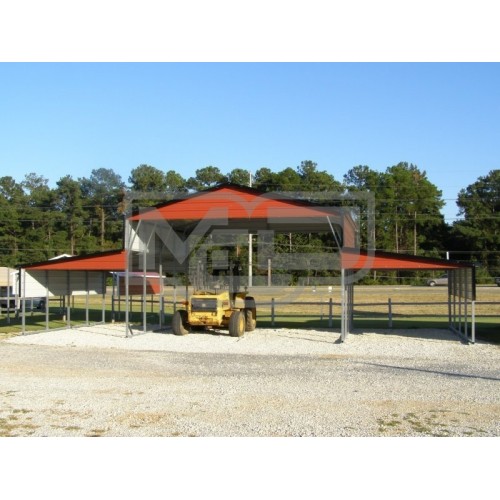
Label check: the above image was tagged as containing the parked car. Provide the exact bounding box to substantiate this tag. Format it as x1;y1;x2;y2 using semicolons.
18;297;46;312
495;277;500;287
426;274;448;286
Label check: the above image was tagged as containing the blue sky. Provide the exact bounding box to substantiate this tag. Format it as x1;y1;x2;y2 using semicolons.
1;62;499;222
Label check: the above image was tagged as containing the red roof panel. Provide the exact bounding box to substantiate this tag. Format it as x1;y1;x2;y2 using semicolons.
23;250;126;271
129;185;343;222
341;249;472;270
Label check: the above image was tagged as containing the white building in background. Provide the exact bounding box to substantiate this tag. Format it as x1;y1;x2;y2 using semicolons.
0;265;51;312
0;266;17;310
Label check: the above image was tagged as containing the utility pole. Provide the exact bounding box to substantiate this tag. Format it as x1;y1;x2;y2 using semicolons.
248;170;253;287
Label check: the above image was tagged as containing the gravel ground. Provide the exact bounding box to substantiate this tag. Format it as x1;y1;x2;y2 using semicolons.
1;324;499;437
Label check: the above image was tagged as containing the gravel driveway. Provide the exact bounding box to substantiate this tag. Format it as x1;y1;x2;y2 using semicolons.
1;325;499;437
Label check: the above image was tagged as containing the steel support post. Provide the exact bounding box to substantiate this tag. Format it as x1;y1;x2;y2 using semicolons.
340;268;346;342
6;267;11;325
328;297;333;328
349;276;354;332
21;268;26;335
125;218;131;337
101;272;106;324
66;270;71;328
460;269;469;339
388;298;393;329
45;270;49;330
142;235;147;334
85;271;89;325
271;298;275;326
471;301;476;344
159;263;164;329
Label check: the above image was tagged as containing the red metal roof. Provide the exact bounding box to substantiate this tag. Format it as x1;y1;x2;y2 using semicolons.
23;249;126;271
23;248;468;273
341;248;473;270
20;186;471;274
128;184;345;222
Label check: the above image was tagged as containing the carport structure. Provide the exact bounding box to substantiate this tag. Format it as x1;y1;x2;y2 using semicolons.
19;249;126;332
125;184;354;336
19;183;476;342
340;248;476;342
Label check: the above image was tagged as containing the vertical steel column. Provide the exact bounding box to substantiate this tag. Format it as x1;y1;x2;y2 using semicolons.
458;270;463;336
328;297;333;328
248;172;253;287
349;274;354;333
347;274;352;334
66;270;71;328
125;218;131;337
85;271;89;325
101;272;106;324
142;232;147;334
248;233;253;287
111;272;116;322
21;268;26;335
452;273;457;331
448;273;454;329
6;267;11;325
388;298;393;328
45;270;49;330
471;301;476;344
460;269;469;339
185;258;189;302
159;263;164;329
340;268;346;342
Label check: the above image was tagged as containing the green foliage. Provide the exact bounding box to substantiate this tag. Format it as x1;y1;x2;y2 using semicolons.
228;168;251;186
297;160;342;191
0;177;25;266
0;160;497;278
344;162;445;256
80;168;126;250
128;164;167;193
165;170;188;193
253;167;277;191
55;175;88;255
187;166;226;190
452;170;500;276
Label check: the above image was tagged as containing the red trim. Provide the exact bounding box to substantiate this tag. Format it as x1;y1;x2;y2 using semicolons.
21;186;471;274
23;250;126;271
129;185;344;221
341;249;473;270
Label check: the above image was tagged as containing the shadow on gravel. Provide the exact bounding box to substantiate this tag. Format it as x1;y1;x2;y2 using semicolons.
270;332;342;344
347;328;470;344
358;361;500;382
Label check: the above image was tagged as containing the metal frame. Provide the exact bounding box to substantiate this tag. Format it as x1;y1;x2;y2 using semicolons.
340;269;354;342
448;267;476;343
19;268;109;335
15;185;477;344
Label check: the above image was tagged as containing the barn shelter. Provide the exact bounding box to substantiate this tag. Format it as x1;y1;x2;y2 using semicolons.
341;248;475;342
19;184;476;342
19;249;124;331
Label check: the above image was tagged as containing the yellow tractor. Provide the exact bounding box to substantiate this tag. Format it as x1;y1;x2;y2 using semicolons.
172;290;257;337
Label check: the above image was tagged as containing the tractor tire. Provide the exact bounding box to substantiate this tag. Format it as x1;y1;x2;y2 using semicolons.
244;307;257;332
244;296;257;331
229;310;245;337
245;296;256;309
172;310;189;336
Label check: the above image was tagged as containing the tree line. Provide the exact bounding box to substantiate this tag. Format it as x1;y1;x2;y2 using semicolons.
0;161;498;279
